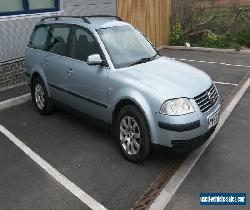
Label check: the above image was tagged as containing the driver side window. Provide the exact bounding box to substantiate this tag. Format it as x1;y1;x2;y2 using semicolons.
70;27;100;62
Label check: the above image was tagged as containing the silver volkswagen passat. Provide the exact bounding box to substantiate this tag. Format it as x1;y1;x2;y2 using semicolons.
26;16;220;162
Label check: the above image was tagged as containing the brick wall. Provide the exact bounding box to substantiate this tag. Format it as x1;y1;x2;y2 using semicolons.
0;59;27;90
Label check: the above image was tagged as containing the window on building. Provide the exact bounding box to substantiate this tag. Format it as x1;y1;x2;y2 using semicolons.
0;0;60;16
29;0;56;10
0;0;24;13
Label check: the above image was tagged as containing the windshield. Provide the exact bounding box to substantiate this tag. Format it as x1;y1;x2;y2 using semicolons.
98;25;158;69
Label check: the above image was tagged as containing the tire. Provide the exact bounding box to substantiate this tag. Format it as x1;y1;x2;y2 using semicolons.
31;76;53;115
115;105;151;163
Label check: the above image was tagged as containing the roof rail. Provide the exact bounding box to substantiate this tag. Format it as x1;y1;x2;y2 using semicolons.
84;15;123;21
40;16;91;24
40;15;123;24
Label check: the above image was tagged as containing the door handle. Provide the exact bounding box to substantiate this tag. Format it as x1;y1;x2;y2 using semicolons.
43;60;48;67
67;68;74;76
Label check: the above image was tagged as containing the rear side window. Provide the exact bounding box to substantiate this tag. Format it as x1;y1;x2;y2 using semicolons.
47;25;71;57
29;25;49;51
69;27;100;62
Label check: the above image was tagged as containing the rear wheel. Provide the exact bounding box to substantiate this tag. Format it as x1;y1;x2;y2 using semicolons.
31;77;53;115
115;105;151;163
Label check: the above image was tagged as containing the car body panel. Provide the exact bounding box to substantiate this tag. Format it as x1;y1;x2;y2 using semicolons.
43;53;69;102
26;48;51;96
65;58;110;121
119;57;213;99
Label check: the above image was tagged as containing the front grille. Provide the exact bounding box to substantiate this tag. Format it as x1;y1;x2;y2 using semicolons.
194;84;219;114
171;127;216;153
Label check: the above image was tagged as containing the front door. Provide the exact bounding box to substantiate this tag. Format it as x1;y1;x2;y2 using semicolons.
65;26;109;121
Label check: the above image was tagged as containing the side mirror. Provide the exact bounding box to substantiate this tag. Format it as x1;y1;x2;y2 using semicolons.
87;54;103;66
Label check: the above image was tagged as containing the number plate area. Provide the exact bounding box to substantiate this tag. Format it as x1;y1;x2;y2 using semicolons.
208;109;220;130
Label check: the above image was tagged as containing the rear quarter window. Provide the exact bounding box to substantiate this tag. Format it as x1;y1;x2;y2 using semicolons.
29;25;50;51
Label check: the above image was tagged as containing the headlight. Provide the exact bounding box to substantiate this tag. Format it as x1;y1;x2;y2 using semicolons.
160;98;194;116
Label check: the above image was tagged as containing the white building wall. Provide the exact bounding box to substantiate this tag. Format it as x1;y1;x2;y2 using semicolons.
0;0;116;63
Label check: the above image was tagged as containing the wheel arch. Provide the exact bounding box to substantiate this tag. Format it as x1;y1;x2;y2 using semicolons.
30;71;51;97
112;97;157;144
31;72;41;84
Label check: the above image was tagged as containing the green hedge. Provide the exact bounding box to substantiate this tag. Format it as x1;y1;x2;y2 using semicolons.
199;33;230;48
170;23;187;46
236;28;250;48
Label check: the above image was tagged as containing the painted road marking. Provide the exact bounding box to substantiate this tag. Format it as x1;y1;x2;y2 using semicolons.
214;81;238;86
149;74;250;210
0;125;108;210
171;58;250;69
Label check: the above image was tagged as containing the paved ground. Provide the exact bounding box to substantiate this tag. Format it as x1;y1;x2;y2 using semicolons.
0;49;249;209
0;84;29;102
0;101;176;210
0;133;89;210
166;88;250;210
161;49;249;85
161;49;250;67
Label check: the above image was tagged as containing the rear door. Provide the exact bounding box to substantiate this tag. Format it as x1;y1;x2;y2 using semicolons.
43;24;71;102
26;24;50;81
65;26;109;121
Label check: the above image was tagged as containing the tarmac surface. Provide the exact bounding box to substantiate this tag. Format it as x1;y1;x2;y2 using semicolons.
166;88;250;210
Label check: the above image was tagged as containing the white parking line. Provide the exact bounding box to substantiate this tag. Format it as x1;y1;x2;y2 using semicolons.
0;125;107;210
214;81;238;86
149;75;250;210
171;57;250;69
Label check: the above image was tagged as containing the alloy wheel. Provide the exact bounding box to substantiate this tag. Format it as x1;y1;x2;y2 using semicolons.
120;116;141;155
34;84;45;110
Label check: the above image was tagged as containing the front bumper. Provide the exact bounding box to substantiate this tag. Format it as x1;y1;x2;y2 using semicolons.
171;126;216;152
153;99;220;148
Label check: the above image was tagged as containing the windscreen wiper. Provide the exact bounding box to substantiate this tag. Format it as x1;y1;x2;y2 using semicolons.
129;56;156;67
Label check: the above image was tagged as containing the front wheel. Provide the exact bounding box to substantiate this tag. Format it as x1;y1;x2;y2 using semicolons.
115;105;151;163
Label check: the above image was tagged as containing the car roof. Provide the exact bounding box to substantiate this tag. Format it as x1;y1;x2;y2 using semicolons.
38;16;130;30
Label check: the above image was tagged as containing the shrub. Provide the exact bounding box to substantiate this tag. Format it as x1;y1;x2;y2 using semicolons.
200;33;230;48
236;28;250;48
230;42;242;51
170;23;187;46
